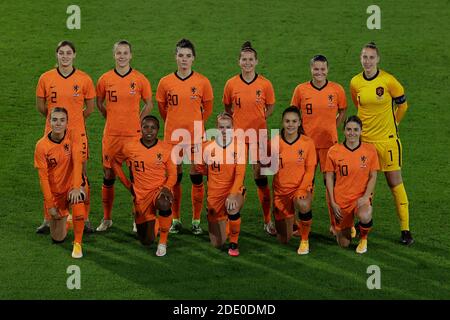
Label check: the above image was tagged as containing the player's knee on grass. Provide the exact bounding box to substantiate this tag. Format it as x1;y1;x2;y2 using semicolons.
276;217;293;244
190;174;203;185
336;229;351;248
50;217;68;243
136;220;155;246
254;177;268;188
208;220;227;248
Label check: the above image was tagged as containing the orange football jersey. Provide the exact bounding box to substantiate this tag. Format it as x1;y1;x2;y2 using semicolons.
34;130;83;209
36;68;95;134
97;68;152;137
122;139;177;203
223;74;275;133
290;80;346;148
156;71;213;144
324;142;380;205
272;133;317;196
201;139;246;198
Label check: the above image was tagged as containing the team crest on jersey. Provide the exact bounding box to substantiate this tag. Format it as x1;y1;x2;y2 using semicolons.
255;89;262;104
376;87;384;97
328;94;335;107
73;84;80;97
190;87;198;100
297;149;305;162
64;143;71;155
360;155;368;168
156;152;163;164
130;82;136;94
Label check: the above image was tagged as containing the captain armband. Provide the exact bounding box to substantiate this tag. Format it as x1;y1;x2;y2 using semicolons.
393;95;406;105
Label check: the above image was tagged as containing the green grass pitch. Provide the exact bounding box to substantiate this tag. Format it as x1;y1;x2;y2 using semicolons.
0;0;449;300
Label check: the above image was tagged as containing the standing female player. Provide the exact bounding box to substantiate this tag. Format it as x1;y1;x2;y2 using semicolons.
96;40;153;232
290;55;347;235
223;41;276;236
325;116;379;253
36;40;95;234
271;107;316;254
350;42;413;245
156;39;214;235
34;107;87;258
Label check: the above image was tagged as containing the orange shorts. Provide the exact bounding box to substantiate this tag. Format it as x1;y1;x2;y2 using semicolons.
102;135;139;168
45;192;70;220
316;148;330;173
207;186;246;223
335;197;372;231
133;188;162;224
273;188;308;221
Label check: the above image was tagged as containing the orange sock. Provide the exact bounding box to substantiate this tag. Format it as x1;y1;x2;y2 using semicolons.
192;183;204;221
359;220;373;239
102;184;114;220
158;213;173;245
84;181;90;220
72;203;85;244
298;212;312;241
172;183;181;220
257;185;271;224
228;216;241;244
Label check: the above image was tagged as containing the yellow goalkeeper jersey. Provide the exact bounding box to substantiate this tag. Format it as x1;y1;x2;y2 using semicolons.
350;69;406;142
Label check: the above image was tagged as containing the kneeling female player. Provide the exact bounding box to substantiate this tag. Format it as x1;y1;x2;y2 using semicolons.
271;107;316;254
325;115;379;254
197;112;246;256
114;115;176;256
34;107;87;258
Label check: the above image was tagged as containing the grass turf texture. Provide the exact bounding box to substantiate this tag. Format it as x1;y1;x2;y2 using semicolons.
0;0;449;299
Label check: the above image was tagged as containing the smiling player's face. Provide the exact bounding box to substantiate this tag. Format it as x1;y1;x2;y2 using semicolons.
141;119;158;145
56;45;76;68
114;44;132;69
310;61;328;84
50;111;68;135
344;121;361;144
239;51;258;74
282;112;301;137
360;47;379;75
